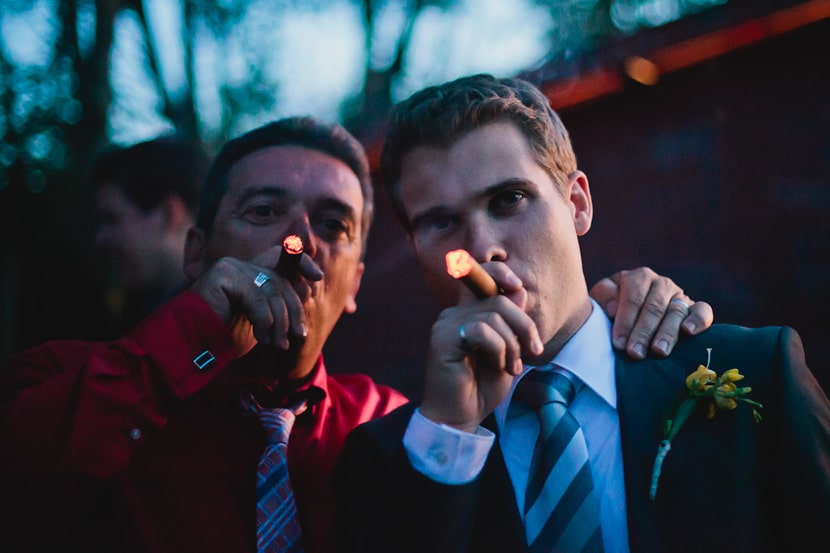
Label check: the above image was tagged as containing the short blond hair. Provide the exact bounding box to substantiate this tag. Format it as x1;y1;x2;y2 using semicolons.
380;74;578;233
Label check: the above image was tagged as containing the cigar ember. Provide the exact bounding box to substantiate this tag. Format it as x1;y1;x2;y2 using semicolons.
275;234;304;277
445;249;498;299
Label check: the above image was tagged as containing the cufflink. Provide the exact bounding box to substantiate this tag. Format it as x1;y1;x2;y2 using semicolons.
193;350;215;370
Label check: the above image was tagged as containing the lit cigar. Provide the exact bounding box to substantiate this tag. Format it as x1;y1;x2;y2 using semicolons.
445;249;499;299
275;234;304;278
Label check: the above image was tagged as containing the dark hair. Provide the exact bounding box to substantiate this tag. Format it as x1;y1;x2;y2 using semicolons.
91;136;210;216
380;73;577;232
196;116;374;251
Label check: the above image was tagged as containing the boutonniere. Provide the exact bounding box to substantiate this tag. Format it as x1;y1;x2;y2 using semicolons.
649;348;763;500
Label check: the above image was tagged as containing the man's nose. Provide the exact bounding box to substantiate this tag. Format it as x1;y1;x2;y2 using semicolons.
465;219;506;263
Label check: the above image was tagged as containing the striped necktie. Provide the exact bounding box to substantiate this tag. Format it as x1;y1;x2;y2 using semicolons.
242;391;309;553
515;369;604;553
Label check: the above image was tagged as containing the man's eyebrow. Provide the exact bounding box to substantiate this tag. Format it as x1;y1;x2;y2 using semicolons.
481;178;531;198
233;187;358;223
314;197;358;221
235;186;290;205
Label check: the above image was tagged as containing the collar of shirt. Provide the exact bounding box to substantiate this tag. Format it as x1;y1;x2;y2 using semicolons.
495;298;615;428
202;353;330;419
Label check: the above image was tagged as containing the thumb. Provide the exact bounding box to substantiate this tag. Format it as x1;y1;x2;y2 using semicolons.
589;276;620;319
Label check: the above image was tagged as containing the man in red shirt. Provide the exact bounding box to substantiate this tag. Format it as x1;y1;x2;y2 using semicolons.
0;117;712;553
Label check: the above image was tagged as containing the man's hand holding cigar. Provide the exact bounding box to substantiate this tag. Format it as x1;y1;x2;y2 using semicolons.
417;250;545;433
187;234;323;355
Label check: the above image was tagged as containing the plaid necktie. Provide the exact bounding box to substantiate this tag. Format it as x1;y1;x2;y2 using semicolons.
242;391;309;553
515;369;604;553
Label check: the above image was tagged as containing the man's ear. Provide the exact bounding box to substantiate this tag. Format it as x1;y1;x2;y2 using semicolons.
568;170;593;236
183;227;207;281
162;195;192;232
343;261;365;314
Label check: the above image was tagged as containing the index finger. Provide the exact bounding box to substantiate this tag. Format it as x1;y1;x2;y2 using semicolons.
609;269;678;359
478;295;544;358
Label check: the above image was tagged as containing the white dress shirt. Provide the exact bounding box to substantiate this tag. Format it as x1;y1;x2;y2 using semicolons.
403;299;630;553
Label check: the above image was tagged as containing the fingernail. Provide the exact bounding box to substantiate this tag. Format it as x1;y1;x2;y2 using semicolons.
632;342;646;358
506;273;522;287
532;337;544;354
683;321;697;333
301;324;308;338
614;336;627;350
655;339;669;355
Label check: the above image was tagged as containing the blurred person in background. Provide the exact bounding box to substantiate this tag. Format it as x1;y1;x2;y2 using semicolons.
92;135;210;328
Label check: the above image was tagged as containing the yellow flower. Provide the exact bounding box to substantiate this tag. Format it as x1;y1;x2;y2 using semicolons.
685;365;715;391
721;368;744;382
649;348;763;500
713;380;739;412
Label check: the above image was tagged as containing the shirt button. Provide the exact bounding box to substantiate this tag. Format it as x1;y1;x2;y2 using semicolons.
428;444;448;465
129;428;142;441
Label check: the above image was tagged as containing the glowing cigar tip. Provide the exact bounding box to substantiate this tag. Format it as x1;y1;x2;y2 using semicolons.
283;234;304;255
446;249;474;279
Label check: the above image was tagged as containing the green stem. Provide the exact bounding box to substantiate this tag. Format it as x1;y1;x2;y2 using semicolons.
649;439;671;500
651;396;699;501
666;397;699;441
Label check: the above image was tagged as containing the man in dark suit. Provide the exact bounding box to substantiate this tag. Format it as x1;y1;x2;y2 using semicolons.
337;74;830;552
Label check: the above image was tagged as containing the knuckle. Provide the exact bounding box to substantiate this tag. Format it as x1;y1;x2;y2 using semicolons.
642;300;666;319
659;327;680;341
616;269;634;285
622;266;657;284
633;324;656;340
657;278;681;296
482;311;503;328
621;291;647;310
213;256;236;274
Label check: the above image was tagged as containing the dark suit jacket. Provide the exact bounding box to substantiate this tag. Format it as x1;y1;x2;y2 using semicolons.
337;324;830;552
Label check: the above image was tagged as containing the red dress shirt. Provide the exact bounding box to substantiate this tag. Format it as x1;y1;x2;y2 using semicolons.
0;291;408;553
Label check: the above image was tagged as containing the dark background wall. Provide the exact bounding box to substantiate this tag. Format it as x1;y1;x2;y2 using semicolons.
323;16;830;399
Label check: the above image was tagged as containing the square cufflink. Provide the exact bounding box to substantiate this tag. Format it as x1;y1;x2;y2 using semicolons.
193;350;215;370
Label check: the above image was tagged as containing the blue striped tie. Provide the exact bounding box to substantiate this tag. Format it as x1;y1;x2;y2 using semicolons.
242;392;308;553
515;369;604;553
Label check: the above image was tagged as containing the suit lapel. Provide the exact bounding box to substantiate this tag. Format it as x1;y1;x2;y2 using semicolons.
615;351;688;551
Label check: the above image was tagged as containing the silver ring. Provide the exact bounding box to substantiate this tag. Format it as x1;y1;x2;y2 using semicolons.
670;298;690;309
459;324;470;350
253;272;271;288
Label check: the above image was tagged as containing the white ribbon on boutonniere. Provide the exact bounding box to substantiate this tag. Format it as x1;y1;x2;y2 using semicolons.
649;348;763;500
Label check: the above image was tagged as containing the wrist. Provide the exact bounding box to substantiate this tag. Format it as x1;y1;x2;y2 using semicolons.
419;403;480;434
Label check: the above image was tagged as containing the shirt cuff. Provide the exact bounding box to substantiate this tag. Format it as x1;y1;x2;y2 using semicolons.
402;408;495;485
